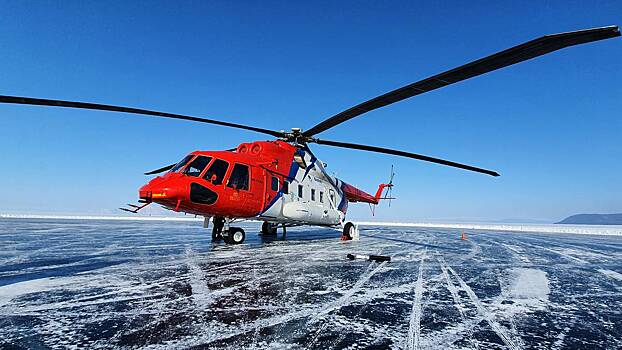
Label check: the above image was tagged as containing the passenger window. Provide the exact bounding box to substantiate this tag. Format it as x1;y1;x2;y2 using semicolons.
298;184;303;198
227;164;250;190
320;191;324;203
329;190;335;205
283;181;289;194
203;159;229;185
311;189;316;201
271;176;279;191
183;156;212;177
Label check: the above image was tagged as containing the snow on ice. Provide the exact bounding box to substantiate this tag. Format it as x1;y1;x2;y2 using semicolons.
0;217;621;349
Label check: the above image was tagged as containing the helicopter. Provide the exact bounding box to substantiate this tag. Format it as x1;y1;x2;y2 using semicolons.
1;25;619;244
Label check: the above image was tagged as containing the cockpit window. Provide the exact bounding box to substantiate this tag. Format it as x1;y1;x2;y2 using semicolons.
203;159;229;185
183;156;212;177
169;155;194;173
227;164;250;191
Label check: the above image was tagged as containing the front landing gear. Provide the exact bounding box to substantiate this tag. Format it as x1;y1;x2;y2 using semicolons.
212;217;246;244
224;227;246;244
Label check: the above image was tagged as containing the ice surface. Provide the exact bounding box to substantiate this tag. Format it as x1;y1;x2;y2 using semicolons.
598;269;622;282
1;218;621;349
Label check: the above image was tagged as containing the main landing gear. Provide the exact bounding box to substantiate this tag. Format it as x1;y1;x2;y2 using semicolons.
341;221;359;241
211;216;246;244
260;221;291;239
261;221;278;235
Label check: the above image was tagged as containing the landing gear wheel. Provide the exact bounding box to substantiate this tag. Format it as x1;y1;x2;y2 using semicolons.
342;222;355;241
225;227;246;244
212;217;225;241
261;221;277;235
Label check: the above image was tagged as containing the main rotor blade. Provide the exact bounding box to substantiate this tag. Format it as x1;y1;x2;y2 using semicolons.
144;163;176;175
303;25;620;137
0;95;284;138
313;139;499;177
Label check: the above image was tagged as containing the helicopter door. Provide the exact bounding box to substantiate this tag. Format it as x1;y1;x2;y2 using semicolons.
264;174;282;209
328;189;336;208
225;163;258;216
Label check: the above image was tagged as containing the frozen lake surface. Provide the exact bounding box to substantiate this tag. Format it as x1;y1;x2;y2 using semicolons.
1;218;621;349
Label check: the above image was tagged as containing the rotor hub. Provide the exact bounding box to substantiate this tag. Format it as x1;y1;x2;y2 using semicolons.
282;127;313;144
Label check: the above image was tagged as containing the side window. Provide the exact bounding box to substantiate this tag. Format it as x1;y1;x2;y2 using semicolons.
319;191;324;203
298;184;303;198
271;176;279;191
203;159;229;185
227;164;250;190
329;190;335;205
311;188;316;201
183;156;212;177
190;183;218;205
283;181;289;194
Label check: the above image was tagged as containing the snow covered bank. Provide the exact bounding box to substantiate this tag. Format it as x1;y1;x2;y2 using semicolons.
356;221;622;236
2;214;621;235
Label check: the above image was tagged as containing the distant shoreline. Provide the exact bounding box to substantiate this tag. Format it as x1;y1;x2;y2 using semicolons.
2;214;621;236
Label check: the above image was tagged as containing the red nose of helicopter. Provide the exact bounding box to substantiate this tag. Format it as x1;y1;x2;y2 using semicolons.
139;171;223;214
139;173;189;209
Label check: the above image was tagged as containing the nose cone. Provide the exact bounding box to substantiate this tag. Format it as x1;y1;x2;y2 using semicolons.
137;173;221;215
139;175;184;203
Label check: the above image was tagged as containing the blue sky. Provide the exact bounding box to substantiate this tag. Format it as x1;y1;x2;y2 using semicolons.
0;1;620;222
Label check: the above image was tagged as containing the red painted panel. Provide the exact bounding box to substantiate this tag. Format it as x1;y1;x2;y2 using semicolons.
138;140;297;218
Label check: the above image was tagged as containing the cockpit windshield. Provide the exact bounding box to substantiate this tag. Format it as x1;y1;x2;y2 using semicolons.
169;155;195;173
183;156;213;177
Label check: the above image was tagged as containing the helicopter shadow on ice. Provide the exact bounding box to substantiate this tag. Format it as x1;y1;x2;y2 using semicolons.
359;232;461;252
206;226;344;250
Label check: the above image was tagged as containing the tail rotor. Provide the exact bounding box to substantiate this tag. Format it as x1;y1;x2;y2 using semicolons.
387;165;395;208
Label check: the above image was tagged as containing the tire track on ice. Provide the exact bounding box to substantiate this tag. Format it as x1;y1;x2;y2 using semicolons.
323;249;426;350
407;250;426;350
516;241;588;264
517;235;621;259
306;258;389;347
185;247;212;308
445;265;523;350
499;243;531;264
438;255;480;350
153;255;390;349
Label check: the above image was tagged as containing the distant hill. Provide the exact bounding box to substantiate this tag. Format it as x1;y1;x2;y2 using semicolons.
556;213;622;225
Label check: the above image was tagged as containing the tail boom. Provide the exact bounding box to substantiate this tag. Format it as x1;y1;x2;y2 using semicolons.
341;182;393;205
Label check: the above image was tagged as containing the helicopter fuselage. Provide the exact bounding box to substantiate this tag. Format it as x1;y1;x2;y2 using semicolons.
139;140;385;227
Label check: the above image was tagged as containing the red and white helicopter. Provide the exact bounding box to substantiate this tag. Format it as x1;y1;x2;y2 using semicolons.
1;26;618;244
